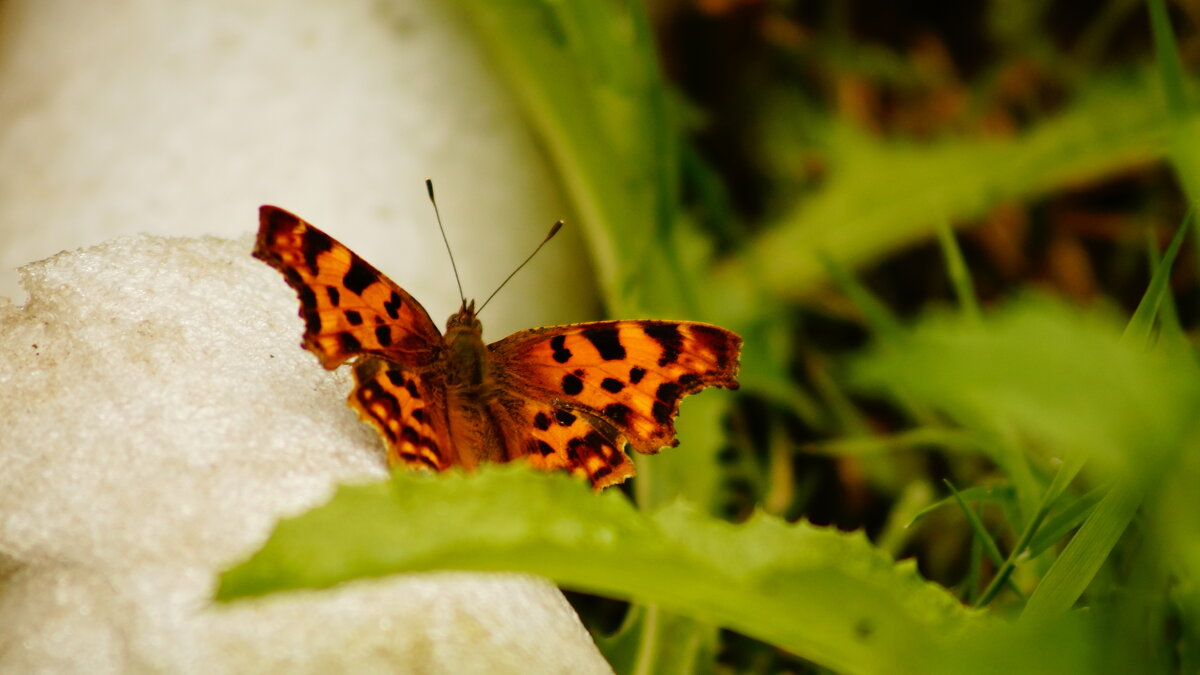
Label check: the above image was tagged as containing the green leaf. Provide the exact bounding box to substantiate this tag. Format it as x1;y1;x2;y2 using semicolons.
712;73;1181;319
851;294;1200;476
851;294;1200;617
217;465;978;673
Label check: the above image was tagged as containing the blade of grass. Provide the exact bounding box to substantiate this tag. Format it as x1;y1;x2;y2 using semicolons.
965;527;984;605
908;485;1017;528
1143;220;1187;347
1122;209;1193;345
1148;0;1200;203
977;454;1086;607
944;480;1007;568
944;479;1025;600
1021;476;1145;618
809;427;992;459
876;480;937;558
1026;485;1105;558
1147;0;1191;115
819;252;905;343
934;218;982;323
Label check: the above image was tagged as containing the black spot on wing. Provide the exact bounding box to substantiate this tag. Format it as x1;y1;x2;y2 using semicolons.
343;258;375;295
550;334;572;364
289;272;322;335
644;323;683;367
405;379;422;399
400;426;419;444
650;381;684;426
691;324;736;369
326;286;341;307
301;227;333;274
399;426;442;466
554;409;577;427
603;402;631;427
374;325;392;347
652;401;671;425
384;291;403;320
262;206;300;233
583;326;626;360
629;366;646;384
339;332;362;353
536;440;554;456
304;313;322;337
600;377;624;393
657;382;682;406
396;449;438;470
345;310;364;326
567;431;606;456
562;373;584;396
534;412;552;431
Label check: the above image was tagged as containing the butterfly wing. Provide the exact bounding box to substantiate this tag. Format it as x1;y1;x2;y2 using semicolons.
254;206;443;370
489;320;742;472
350;357;456;471
489;391;636;489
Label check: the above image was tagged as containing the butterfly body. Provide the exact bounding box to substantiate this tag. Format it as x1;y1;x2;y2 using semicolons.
441;302;488;394
254;205;742;489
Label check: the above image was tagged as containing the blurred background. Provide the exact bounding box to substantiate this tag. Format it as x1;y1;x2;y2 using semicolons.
4;1;1197;672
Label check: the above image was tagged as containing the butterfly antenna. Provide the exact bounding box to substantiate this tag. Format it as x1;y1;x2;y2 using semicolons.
476;220;564;315
426;178;466;306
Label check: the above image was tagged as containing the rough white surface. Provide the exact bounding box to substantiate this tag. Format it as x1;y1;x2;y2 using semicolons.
0;235;612;674
0;0;608;672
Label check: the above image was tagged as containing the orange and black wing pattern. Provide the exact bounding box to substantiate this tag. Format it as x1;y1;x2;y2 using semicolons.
350;357;456;472
489;320;741;488
254;206;443;370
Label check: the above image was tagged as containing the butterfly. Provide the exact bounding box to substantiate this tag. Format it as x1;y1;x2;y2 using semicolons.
253;204;742;489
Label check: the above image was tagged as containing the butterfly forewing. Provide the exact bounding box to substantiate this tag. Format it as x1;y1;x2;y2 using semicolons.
254;206;443;370
489;320;742;454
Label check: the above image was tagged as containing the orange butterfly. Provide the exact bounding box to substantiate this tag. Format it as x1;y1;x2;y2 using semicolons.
253;204;742;489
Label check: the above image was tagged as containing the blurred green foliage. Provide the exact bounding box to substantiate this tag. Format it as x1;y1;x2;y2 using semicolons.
223;1;1200;672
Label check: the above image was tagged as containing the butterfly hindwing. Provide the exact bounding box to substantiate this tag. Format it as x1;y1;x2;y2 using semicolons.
350;357;455;471
489;320;742;454
254;206;443;370
489;392;636;489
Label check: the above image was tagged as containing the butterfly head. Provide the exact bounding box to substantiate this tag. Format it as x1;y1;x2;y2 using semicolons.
446;299;481;335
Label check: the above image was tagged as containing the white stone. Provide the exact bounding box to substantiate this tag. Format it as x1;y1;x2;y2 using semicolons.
0;0;608;672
